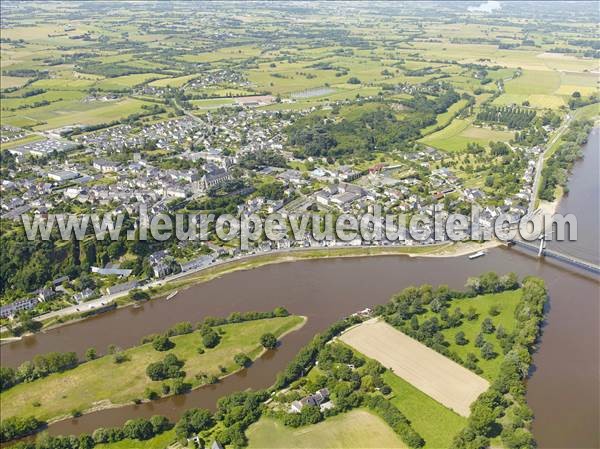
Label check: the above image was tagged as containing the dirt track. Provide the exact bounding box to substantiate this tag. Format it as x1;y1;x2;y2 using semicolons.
340;319;489;417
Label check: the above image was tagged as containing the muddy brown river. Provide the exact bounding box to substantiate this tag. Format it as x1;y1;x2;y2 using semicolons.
1;130;598;448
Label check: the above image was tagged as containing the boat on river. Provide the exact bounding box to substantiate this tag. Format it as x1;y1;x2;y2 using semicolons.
468;250;487;260
166;291;179;300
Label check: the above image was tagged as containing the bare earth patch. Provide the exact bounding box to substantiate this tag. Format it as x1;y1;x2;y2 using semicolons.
340;319;489;417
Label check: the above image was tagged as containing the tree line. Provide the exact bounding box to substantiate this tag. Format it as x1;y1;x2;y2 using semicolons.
539;119;593;201
451;277;548;449
476;106;536;129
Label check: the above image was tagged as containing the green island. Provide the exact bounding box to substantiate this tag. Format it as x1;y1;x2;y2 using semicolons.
243;274;545;449
0;273;551;449
1;314;304;423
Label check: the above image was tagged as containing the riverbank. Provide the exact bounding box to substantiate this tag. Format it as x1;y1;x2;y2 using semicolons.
2;241;510;342
3;241;496;342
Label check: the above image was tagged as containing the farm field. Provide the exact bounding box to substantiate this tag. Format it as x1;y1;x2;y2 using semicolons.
2;97;157;131
1;90;85;110
0;316;305;422
148;74;199;88
190;98;237;110
94;73;170;91
178;45;263;63
339;319;489;417
246;409;407;449
383;371;466;449
421;99;470;136
1;75;30;88
419;118;514;152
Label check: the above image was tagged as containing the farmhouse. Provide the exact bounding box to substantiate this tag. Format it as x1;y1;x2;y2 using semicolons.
290;388;330;413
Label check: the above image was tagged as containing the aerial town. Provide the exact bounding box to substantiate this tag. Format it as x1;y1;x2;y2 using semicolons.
0;2;598;449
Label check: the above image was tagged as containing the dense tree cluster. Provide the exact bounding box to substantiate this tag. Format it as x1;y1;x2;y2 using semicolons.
259;332;278;349
174;408;214;440
6;414;172;448
363;395;424;448
239;150;288;170
380;272;520;371
272;315;361;390
255;182;287;201
213;390;270;447
1;351;78;390
0;416;44;442
152;334;175;351
451;277;547;449
146;353;185;381
207;178;251;198
198;324;221;348
167;321;194;336
0;212;159;302
200;307;289;327
287;89;460;160
234;353;252;368
568;92;598;110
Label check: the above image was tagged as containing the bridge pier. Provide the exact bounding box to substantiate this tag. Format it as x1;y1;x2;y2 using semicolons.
538;237;546;257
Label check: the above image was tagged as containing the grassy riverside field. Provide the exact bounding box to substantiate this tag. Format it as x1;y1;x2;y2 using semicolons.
246;409;407;449
0;316;305;422
383;372;466;449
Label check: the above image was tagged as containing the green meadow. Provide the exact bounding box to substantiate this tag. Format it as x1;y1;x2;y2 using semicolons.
0;316;305;422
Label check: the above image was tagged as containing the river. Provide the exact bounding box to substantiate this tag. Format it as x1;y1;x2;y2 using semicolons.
1;130;598;448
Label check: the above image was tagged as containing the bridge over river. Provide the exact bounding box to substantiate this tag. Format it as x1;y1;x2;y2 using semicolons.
507;239;600;275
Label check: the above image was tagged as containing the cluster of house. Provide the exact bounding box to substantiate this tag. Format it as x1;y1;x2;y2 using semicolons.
7;138;76;161
315;182;370;210
0;92;551;319
1;177;54;220
188;437;225;449
0;125;28;144
82;93;120;102
75;117;199;153
186;69;248;90
238;196;284;217
290;388;333;413
133;85;171;98
0;277;65;319
74;124;137;153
